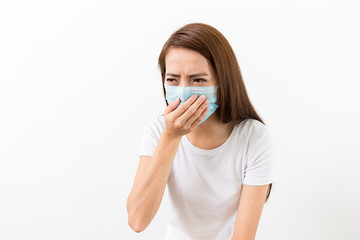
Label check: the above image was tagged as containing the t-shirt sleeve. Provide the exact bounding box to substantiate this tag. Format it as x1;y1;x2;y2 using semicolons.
243;124;278;185
138;116;163;157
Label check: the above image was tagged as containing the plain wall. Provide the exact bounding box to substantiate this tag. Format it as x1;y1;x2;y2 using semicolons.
0;0;359;239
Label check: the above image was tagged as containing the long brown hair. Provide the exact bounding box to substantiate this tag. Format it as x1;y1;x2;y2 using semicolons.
158;22;273;203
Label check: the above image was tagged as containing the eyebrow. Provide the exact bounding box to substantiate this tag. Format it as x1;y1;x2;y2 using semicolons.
166;73;208;78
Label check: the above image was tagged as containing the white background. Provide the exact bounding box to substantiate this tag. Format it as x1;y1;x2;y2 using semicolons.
1;0;359;239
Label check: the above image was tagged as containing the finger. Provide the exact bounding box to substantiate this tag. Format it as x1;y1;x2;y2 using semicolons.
185;99;209;127
177;95;207;125
190;106;209;129
164;98;180;115
170;94;199;118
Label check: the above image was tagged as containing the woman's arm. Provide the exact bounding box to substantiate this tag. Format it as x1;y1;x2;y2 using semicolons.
126;131;181;233
127;94;208;233
231;184;270;240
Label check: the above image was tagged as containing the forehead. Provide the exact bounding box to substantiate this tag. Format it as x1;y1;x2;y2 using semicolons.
165;47;210;73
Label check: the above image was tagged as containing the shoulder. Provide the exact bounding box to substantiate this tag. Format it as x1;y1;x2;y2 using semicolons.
237;118;276;144
153;114;165;129
144;114;165;137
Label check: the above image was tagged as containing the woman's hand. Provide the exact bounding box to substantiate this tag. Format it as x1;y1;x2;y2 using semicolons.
163;94;209;139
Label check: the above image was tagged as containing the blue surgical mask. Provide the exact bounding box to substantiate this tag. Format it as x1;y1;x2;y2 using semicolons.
164;84;219;125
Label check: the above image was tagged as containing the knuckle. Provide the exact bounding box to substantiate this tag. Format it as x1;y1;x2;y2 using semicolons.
180;104;187;111
195;111;201;117
188;108;195;115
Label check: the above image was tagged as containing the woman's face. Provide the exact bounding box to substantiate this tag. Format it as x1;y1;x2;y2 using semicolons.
164;47;217;87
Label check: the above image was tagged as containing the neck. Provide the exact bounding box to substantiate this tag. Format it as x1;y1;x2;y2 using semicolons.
186;113;234;141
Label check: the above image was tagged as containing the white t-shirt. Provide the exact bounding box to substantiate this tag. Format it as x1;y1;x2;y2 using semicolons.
138;115;278;240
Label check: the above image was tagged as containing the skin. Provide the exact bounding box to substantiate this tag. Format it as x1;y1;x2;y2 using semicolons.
231;184;270;240
165;47;271;240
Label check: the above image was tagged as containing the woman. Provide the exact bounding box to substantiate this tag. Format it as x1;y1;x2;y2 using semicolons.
127;22;277;240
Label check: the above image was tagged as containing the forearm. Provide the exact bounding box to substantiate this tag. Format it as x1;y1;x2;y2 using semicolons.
127;131;181;231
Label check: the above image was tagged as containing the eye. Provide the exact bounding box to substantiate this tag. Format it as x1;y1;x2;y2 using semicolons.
194;78;206;82
166;78;176;82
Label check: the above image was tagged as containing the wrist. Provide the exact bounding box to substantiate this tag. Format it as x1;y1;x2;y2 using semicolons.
162;130;182;141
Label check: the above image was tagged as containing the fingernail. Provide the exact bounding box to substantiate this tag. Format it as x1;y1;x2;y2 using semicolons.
192;94;198;99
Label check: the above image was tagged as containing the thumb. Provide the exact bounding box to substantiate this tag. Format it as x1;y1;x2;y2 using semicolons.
164;98;180;115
